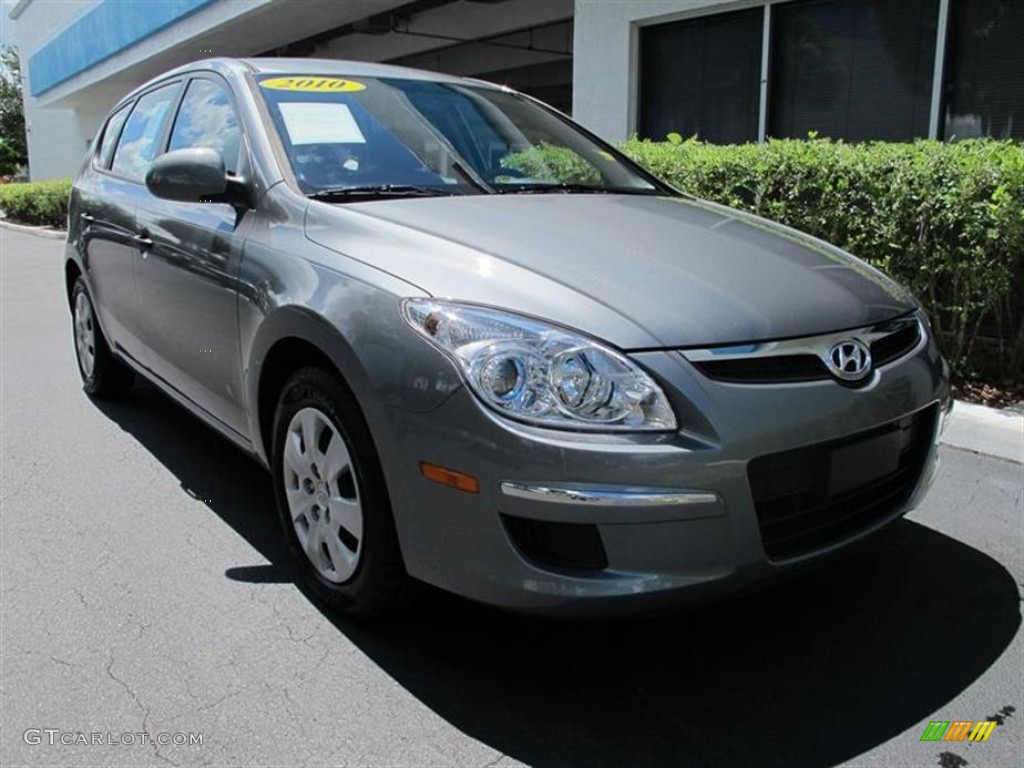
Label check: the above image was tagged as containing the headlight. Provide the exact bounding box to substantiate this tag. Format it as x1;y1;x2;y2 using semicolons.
401;299;677;432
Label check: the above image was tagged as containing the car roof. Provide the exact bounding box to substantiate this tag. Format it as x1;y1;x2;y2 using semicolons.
240;57;482;85
117;57;497;107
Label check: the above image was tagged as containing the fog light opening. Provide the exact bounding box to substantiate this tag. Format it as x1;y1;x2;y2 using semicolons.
501;514;609;571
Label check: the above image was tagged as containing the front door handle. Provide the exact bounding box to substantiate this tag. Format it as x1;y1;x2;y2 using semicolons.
80;212;95;223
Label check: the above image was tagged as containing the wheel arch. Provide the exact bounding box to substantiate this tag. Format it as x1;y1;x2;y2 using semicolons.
65;258;83;310
248;306;385;469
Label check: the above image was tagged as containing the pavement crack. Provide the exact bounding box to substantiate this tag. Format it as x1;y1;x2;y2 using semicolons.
193;688;243;715
71;585;91;609
88;552;113;574
105;652;176;767
104;651;148;719
132;615;153;640
104;652;146;716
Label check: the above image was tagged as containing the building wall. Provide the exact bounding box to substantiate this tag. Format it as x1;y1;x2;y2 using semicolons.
9;0;100;179
573;0;739;141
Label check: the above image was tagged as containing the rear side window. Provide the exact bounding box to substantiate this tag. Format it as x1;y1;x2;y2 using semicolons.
96;104;131;169
111;83;179;183
168;78;242;174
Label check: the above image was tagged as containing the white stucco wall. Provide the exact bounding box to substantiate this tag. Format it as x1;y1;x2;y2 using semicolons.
573;0;755;142
8;0;100;179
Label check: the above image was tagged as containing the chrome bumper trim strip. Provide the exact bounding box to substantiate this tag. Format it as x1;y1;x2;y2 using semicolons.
500;482;719;507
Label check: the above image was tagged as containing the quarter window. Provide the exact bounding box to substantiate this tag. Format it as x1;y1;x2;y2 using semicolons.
96;104;131;169
111;83;180;183
168;78;243;174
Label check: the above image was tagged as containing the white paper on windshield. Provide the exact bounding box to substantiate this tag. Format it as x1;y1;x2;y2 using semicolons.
278;102;366;145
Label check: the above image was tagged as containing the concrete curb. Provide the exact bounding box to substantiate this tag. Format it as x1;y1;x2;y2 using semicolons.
0;218;67;240
941;400;1023;464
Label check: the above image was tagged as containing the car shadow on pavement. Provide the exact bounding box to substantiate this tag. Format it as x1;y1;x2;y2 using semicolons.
95;379;1021;768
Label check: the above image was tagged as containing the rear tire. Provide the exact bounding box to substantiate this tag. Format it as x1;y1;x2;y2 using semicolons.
271;367;406;618
71;277;134;399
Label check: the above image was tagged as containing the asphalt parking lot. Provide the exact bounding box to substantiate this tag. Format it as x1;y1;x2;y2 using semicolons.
1;226;1021;768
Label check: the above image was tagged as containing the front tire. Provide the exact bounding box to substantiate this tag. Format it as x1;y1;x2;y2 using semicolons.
71;277;134;398
271;367;406;617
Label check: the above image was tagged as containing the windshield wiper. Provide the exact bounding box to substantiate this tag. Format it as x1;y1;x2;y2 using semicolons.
308;185;457;201
494;183;657;195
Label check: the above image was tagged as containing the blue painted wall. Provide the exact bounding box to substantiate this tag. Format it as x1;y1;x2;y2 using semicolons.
29;0;218;97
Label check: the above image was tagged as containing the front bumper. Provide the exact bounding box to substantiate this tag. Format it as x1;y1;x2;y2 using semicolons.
377;329;951;616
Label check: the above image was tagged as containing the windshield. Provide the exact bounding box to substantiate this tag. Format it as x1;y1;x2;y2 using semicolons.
254;74;662;198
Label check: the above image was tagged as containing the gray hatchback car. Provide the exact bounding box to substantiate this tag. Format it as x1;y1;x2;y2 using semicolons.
67;58;951;617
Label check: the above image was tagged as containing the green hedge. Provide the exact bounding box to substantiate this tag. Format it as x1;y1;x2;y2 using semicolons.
0;178;72;228
622;136;1024;382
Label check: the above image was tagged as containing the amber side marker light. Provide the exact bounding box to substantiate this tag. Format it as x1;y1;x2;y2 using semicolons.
419;462;480;493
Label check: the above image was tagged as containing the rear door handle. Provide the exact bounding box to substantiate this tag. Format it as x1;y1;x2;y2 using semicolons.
133;232;153;254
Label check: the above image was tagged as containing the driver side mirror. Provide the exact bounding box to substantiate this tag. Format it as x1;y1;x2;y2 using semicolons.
146;147;250;208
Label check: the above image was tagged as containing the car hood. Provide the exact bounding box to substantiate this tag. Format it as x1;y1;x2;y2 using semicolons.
305;194;915;349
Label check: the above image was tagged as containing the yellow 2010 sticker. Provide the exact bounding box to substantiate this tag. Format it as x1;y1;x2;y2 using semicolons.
259;77;366;93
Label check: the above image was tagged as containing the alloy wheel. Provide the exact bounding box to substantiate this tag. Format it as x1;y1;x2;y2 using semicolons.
74;292;96;379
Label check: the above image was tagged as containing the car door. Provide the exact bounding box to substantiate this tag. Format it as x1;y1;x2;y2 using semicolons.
85;81;185;366
75;100;147;361
133;74;251;436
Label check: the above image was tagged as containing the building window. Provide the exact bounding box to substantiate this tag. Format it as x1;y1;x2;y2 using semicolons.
634;0;1023;144
639;8;763;144
769;0;938;142
943;0;1024;140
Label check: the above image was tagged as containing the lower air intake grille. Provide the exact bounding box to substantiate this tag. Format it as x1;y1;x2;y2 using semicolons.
748;404;937;561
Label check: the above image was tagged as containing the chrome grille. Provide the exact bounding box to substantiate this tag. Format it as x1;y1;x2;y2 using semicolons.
685;315;923;385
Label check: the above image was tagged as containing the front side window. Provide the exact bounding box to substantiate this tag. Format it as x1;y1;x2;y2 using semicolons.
111;83;180;183
97;104;131;169
255;75;660;197
168;78;243;174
